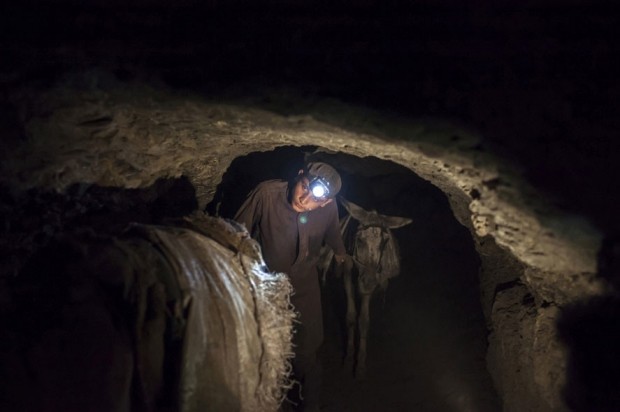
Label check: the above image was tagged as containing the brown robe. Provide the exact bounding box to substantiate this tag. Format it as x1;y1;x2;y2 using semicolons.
234;180;345;354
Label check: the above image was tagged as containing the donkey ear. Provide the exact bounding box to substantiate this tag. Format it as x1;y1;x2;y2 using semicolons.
338;197;373;222
382;215;413;229
339;197;411;229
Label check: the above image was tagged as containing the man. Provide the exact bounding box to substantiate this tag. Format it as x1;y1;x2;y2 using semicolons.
235;162;347;412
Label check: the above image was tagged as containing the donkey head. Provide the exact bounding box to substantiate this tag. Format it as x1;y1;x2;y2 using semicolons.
339;197;412;289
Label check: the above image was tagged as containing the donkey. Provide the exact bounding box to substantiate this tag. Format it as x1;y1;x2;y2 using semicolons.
321;197;412;379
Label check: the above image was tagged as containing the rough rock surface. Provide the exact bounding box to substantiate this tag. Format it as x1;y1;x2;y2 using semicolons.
0;74;609;410
487;283;567;412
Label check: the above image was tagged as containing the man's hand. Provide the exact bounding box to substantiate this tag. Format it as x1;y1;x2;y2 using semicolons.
334;254;353;278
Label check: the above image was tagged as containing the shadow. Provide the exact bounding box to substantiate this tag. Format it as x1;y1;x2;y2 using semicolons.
205;145;315;219
558;295;620;412
0;176;198;281
557;236;620;412
0;176;201;409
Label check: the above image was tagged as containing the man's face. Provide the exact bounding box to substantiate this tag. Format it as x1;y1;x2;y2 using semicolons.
291;176;332;213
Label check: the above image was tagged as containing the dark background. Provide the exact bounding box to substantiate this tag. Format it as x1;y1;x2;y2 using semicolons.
2;0;619;239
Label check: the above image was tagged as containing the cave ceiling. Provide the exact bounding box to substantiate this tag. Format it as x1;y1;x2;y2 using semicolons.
0;77;604;305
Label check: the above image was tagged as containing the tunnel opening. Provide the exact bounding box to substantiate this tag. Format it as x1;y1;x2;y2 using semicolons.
208;145;501;411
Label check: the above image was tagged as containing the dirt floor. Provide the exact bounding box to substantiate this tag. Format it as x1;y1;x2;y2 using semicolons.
313;200;502;412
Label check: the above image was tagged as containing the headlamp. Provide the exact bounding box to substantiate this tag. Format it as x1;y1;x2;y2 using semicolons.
308;176;330;200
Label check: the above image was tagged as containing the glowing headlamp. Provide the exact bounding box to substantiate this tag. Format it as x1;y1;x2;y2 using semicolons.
308;176;330;200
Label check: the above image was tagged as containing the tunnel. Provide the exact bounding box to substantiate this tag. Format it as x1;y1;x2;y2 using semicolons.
2;1;620;411
207;146;501;411
0;76;614;411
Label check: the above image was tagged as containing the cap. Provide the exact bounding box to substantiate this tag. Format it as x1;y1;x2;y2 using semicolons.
305;162;342;198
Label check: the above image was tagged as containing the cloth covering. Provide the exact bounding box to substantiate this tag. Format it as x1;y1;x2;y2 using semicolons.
2;214;294;412
136;214;295;412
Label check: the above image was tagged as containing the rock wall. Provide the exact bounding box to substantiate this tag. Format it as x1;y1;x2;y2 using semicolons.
487;283;567;412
